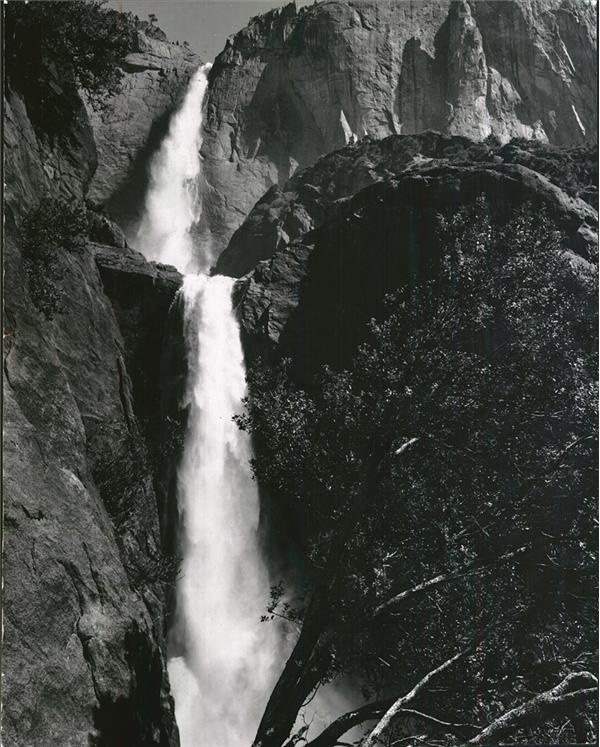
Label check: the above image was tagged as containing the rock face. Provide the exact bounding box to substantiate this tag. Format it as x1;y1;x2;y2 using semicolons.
4;231;183;746
3;26;188;744
3;84;97;224
218;131;598;277
86;30;201;235
201;0;597;254
2;2;598;744
227;137;598;374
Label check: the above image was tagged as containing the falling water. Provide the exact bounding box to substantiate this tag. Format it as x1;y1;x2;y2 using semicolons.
135;63;212;273
169;274;282;746
135;64;283;746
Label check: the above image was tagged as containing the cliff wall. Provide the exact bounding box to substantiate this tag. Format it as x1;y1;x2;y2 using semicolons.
3;21;190;747
200;0;597;254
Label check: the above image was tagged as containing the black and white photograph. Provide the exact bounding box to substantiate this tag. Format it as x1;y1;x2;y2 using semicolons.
2;0;598;745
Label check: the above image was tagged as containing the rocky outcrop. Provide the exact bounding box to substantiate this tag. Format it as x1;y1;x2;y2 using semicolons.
217;132;597;277
201;0;597;254
86;31;201;235
3;83;97;224
230;152;598;374
94;246;187;566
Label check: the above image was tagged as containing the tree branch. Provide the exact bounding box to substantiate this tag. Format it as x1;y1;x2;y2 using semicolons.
291;698;394;747
291;701;477;747
467;672;598;745
371;545;530;620
362;646;471;747
252;435;396;747
390;708;478;733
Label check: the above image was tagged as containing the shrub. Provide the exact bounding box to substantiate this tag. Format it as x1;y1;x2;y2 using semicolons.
130;550;182;591
20;197;89;320
92;436;149;528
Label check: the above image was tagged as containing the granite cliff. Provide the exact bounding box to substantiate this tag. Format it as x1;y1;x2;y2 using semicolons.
86;30;201;233
3;17;190;747
200;0;598;254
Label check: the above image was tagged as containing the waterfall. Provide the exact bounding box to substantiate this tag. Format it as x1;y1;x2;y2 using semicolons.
169;274;281;746
135;64;282;746
135;63;212;274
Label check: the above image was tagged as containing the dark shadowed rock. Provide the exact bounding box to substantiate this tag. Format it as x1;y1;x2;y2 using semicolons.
232;158;598;375
3;233;181;746
218;132;598;277
88;213;129;249
2;18;193;742
93;245;187;569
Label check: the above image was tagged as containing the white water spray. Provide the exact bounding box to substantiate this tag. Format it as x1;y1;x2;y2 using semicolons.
135;65;283;746
135;63;212;273
169;274;282;746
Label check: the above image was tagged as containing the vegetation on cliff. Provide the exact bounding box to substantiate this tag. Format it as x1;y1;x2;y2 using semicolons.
5;0;137;105
239;200;598;746
20;197;89;319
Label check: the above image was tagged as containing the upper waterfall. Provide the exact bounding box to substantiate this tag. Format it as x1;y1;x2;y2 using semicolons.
135;62;212;274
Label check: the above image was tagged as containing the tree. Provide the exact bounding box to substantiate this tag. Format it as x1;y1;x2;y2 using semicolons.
237;200;598;746
5;0;137;110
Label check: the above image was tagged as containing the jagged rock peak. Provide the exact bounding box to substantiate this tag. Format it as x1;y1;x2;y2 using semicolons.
221;1;299;54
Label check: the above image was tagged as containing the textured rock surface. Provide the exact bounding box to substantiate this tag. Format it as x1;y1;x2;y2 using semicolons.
86;30;201;235
3;232;182;746
218;132;597;277
3;84;97;223
94;246;186;567
3;43;185;740
2;2;597;743
201;0;597;254
231;153;598;373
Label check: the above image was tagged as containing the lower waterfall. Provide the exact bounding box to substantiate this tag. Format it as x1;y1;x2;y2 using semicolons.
133;64;283;746
167;274;282;746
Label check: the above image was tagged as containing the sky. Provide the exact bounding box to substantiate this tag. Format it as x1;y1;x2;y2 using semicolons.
107;1;310;61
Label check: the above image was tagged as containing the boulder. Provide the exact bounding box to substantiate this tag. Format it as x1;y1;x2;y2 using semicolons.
232;159;598;374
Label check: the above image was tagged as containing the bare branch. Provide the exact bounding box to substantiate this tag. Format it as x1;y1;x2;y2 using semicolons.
468;672;598;745
362;647;470;747
390;708;478;732
395;437;419;456
293;698;394;747
294;700;477;747
371;545;529;620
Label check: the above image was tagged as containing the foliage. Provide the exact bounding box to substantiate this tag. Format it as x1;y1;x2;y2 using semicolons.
130;550;182;591
5;0;137;110
239;199;598;745
435;135;598;207
20;197;89;320
92;435;150;528
500;139;598;208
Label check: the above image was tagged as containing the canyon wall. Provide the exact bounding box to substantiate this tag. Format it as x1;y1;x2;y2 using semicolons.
3;22;190;747
225;136;597;375
86;30;201;233
200;0;597;254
